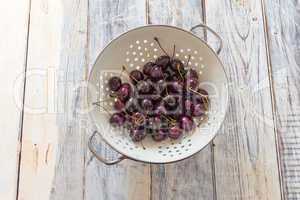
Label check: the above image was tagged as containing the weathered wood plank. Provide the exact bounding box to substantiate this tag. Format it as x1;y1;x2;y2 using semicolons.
148;1;215;199
205;0;282;199
0;1;30;200
17;0;88;199
85;1;151;200
263;0;300;199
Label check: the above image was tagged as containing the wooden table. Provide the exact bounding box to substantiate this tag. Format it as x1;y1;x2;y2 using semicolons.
1;0;299;199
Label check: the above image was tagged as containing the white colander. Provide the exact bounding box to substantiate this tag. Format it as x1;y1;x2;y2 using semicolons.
87;24;229;165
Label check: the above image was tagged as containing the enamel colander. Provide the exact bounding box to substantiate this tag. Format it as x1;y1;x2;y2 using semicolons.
87;24;229;165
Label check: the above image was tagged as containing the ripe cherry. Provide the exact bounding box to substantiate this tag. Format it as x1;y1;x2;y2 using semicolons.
150;65;164;82
108;76;122;92
143;62;155;75
109;112;126;127
130;126;146;142
130;70;144;84
117;83;132;102
168;125;183;139
156;55;170;70
179;115;195;132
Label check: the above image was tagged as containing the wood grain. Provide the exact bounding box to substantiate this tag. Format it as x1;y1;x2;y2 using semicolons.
0;0;30;200
84;1;151;200
17;0;88;199
148;1;215;199
205;0;282;199
263;0;300;199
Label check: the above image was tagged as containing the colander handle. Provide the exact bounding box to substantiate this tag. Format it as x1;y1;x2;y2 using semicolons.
88;131;127;165
190;23;223;55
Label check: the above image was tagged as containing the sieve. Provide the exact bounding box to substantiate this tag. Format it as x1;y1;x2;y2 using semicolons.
87;24;229;165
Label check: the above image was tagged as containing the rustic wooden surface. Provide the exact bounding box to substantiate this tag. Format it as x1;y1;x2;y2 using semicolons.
1;0;299;199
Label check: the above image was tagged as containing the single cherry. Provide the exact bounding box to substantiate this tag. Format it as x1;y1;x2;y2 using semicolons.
130;70;144;84
125;98;138;115
152;129;168;141
163;95;178;110
143;62;155;75
150;65;164;82
130;126;146;142
141;98;154;111
109;112;126;127
186;69;199;80
155;55;170;70
137;80;151;94
114;98;125;111
117;83;132;102
168;125;183;139
186;77;199;90
108;76;122;92
154;104;168;116
179;115;195;132
193;103;205;117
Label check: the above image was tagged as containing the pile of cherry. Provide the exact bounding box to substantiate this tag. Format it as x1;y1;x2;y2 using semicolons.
106;39;209;142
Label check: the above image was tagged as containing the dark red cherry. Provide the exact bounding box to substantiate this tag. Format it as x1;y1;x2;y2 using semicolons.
168;125;183;139
152;129;168;141
155;55;170;70
130;126;146;142
130;70;144;84
186;69;199;80
114;98;125;111
147;116;162;131
186;77;199;90
108;76;122;92
150;65;164;82
154;105;168;115
168;81;183;94
109;112;126;127
117;83;132;101
143;62;155;75
141;98;154;111
193;103;205;117
157;79;167;93
137;80;152;94
125;98;138;114
163;95;178;110
170;59;184;72
184;99;194;115
179;115;195;132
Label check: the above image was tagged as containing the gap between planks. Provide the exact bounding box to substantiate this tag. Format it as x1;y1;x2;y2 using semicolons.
260;0;285;199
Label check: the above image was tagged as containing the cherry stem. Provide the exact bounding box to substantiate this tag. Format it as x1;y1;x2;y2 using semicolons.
161;114;176;125
172;44;176;60
188;87;210;110
92;102;112;116
185;55;191;68
154;37;169;57
177;64;184;81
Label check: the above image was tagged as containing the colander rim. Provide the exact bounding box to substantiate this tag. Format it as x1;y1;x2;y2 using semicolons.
87;24;230;164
